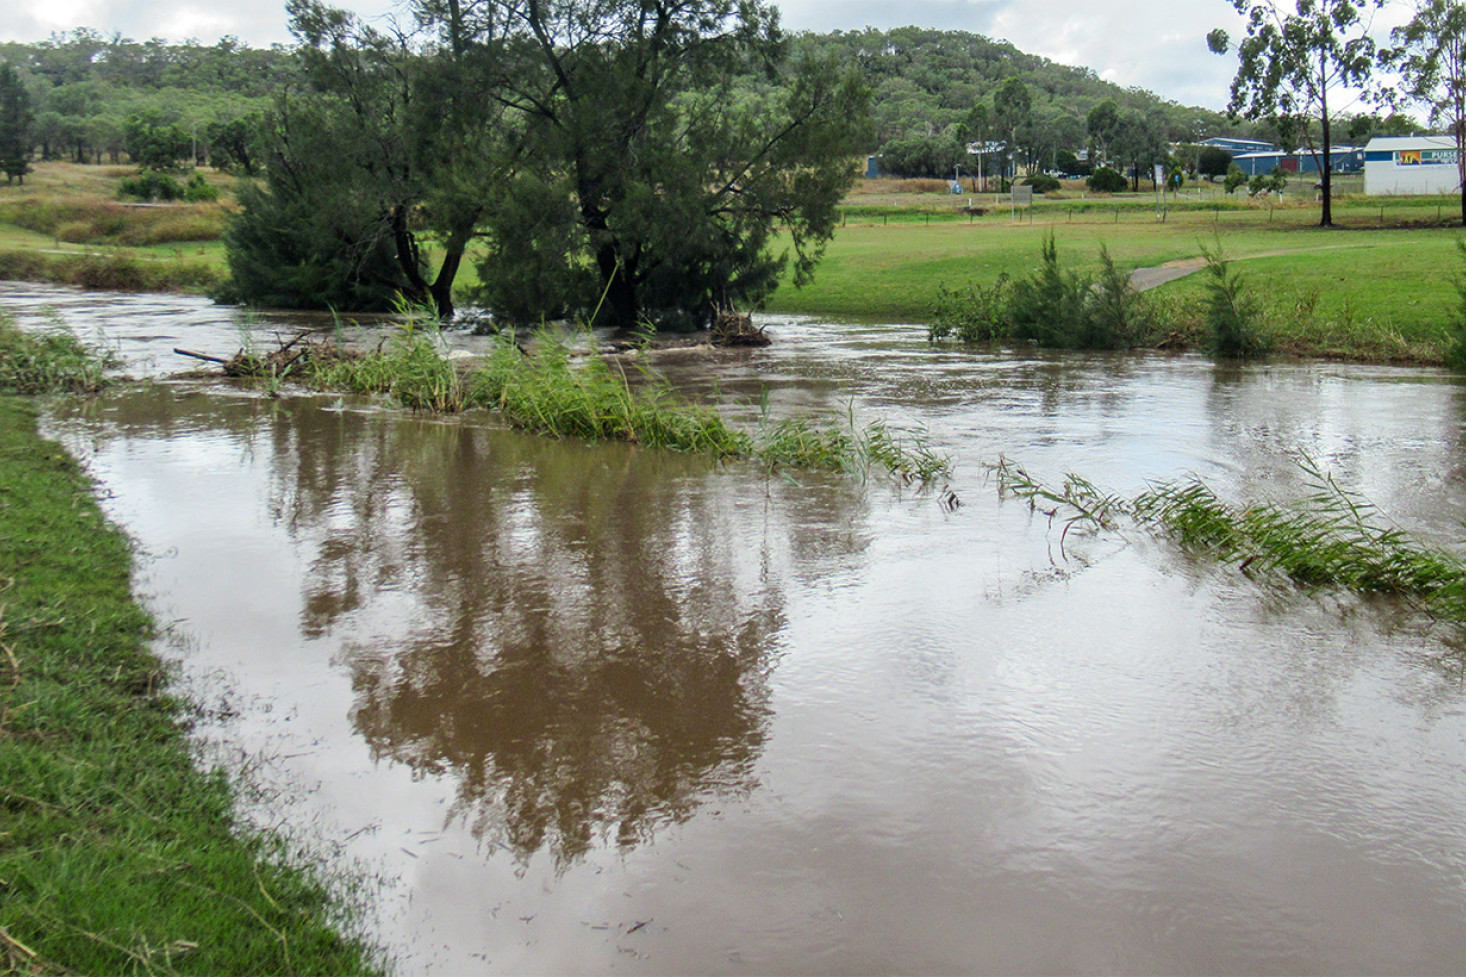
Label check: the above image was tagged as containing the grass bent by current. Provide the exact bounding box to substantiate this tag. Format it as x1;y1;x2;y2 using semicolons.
992;454;1466;638
296;320;953;483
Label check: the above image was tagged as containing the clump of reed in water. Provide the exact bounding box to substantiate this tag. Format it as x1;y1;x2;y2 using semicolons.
294;323;953;482
472;336;746;455
0;313;118;395
308;320;466;412
992;454;1466;627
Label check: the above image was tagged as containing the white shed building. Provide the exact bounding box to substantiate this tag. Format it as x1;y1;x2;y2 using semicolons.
1364;136;1463;195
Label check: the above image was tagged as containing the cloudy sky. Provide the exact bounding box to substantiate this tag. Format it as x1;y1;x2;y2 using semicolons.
0;0;1410;111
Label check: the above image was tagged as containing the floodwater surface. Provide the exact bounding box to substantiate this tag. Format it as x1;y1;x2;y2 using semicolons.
13;282;1466;974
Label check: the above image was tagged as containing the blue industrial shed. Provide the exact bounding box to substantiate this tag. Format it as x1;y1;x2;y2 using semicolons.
1232;147;1365;177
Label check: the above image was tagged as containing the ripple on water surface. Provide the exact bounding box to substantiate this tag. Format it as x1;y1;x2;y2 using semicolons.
16;281;1466;974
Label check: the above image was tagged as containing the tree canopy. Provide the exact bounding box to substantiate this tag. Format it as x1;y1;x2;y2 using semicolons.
226;0;870;330
1209;0;1382;226
0;63;34;184
1386;0;1466;224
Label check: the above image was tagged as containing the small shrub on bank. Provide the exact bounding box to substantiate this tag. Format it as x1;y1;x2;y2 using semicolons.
1023;173;1061;194
117;169;182;201
1088;246;1155;347
1087;167;1127;193
1201;244;1270;358
1008;234;1094;347
931;237;1156;350
183;172;220;202
930;274;1012;343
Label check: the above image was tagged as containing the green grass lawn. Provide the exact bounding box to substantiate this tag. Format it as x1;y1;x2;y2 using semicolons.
767;202;1464;355
0;312;383;973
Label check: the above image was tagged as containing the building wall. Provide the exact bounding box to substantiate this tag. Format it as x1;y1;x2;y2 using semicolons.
1363;144;1462;195
1234;149;1363;177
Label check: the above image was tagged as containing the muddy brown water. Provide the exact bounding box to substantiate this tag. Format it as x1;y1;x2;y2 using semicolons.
12;281;1466;973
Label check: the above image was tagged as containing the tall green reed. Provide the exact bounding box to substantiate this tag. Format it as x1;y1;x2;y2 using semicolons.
992;454;1466;629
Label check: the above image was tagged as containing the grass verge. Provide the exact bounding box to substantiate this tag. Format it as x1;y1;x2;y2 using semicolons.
0;248;222;294
768;206;1463;363
0;316;381;975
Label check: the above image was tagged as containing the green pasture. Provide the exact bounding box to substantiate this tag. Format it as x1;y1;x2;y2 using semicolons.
768;202;1464;354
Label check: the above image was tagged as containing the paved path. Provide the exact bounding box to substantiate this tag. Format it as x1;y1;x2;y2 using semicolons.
1128;258;1205;292
1127;243;1376;292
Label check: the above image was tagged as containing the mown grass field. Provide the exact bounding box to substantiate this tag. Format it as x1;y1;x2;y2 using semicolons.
767;185;1465;359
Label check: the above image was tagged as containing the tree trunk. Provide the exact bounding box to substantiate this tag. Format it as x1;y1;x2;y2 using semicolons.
429;242;466;320
389;204;434;311
594;241;639;330
1319;50;1332;228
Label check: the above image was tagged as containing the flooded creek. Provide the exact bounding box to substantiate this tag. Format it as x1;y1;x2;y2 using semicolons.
12;281;1466;973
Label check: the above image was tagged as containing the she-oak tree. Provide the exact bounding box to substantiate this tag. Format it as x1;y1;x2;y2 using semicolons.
226;0;871;329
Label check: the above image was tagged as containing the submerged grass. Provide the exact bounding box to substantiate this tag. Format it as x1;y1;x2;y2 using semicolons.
0;313;118;394
297;323;951;482
0;394;382;974
993;454;1466;630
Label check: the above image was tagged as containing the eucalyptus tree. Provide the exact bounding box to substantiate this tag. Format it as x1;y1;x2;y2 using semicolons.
1386;0;1466;224
1208;0;1382;226
1086;98;1120;166
992;76;1031;178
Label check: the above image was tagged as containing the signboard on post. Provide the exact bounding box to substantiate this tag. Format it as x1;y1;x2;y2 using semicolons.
1011;184;1033;221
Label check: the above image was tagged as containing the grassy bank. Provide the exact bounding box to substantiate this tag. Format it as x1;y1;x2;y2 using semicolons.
0;318;381;974
767;201;1463;362
0;162;231;294
5;161;1464;362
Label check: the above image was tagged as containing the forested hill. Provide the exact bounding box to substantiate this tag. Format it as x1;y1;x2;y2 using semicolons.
0;25;1247;169
793;27;1235;145
0;30;287;164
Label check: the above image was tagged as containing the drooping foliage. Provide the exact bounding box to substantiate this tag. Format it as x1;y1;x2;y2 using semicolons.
223;0;512;316
466;0;871;331
224;0;869;329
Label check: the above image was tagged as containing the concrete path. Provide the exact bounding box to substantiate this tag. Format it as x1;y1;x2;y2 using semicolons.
1128;258;1205;292
1127;242;1376;293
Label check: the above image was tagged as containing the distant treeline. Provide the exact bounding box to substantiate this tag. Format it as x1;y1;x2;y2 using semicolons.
0;25;1269;175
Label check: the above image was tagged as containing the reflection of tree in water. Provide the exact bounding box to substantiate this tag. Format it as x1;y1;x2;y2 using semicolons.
261;403;870;863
